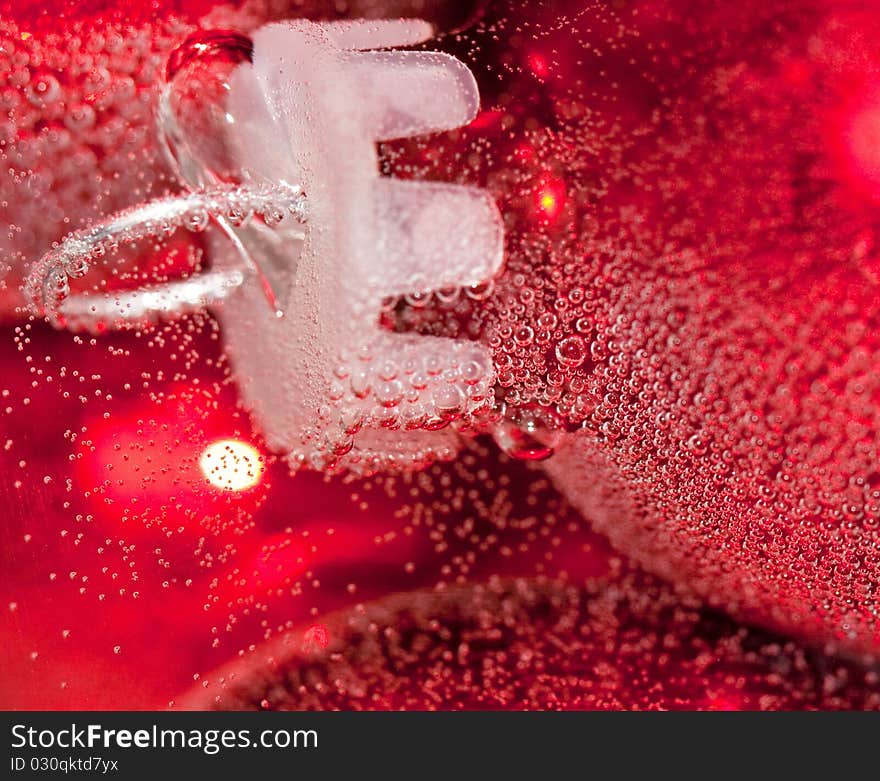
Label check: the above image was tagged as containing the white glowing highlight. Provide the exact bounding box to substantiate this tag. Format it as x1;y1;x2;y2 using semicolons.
199;439;263;491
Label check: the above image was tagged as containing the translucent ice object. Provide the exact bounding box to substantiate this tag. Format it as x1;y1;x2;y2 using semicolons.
26;20;504;473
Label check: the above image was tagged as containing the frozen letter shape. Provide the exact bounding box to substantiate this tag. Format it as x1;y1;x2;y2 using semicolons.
26;20;504;474
218;21;502;472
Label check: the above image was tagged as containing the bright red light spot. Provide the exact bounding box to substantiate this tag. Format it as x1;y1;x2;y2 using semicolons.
846;102;880;189
528;53;549;79
535;176;566;221
469;109;504;130
824;85;880;202
74;383;267;541
706;694;744;711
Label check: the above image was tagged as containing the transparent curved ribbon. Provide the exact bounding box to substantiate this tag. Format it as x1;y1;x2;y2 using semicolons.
25;182;307;331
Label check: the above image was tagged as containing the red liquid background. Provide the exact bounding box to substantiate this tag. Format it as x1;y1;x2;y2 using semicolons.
2;0;880;708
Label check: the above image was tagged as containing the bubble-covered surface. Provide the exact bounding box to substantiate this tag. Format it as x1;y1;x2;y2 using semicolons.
177;578;880;711
18;17;505;473
383;0;880;655
4;0;880;710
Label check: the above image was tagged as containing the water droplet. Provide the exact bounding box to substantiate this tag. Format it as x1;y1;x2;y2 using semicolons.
492;403;563;461
555;334;586;367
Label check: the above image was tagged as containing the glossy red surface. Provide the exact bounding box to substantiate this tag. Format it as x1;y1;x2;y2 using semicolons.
3;0;880;709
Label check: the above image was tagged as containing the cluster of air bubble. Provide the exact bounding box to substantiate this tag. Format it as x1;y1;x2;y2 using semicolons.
8;14;508;475
28;182;306;328
5;0;880;711
376;0;880;656
142;19;505;475
285;337;496;473
0;1;341;314
0;15;182;304
178;577;880;711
